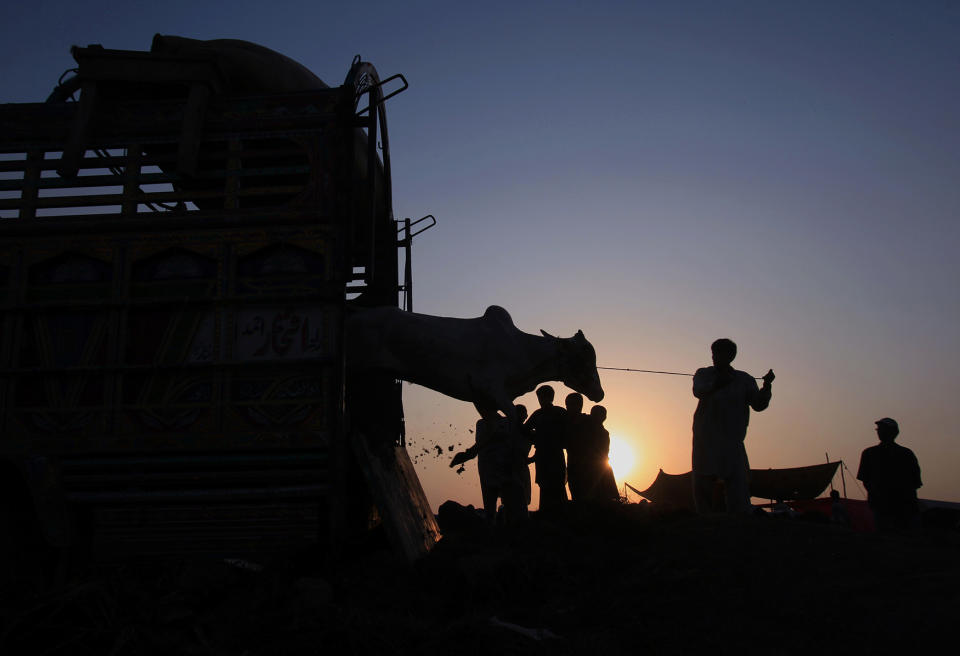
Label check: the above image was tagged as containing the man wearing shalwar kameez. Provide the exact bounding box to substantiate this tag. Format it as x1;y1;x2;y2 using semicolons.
692;338;774;514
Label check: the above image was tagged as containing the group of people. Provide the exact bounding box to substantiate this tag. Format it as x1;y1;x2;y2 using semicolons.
453;335;924;533
526;386;620;511
450;385;619;525
692;337;923;533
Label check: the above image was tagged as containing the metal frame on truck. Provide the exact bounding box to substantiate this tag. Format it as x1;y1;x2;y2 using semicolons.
0;46;438;577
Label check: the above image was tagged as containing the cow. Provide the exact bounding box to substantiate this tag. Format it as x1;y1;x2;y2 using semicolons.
346;305;604;425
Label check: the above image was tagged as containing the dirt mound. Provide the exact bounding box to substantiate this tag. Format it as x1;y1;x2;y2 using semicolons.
2;504;958;654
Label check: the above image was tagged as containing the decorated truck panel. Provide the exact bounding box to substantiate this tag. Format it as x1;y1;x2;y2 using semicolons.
0;44;435;566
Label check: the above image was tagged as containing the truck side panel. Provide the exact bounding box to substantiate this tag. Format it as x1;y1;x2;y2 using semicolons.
1;81;355;558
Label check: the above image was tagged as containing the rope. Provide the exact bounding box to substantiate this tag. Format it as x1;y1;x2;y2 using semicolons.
842;460;866;497
598;366;693;377
598;366;764;381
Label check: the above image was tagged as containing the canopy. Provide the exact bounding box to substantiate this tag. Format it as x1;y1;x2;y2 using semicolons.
636;462;841;509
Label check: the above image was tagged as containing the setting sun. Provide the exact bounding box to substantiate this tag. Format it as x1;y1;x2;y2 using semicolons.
608;435;636;483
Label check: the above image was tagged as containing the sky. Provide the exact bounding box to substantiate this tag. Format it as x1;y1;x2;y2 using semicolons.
2;1;958;509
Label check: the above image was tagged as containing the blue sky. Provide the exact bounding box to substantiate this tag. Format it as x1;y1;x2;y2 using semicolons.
2;1;958;508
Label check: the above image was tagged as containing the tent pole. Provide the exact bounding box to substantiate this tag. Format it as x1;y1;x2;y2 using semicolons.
840;460;847;498
825;452;834;492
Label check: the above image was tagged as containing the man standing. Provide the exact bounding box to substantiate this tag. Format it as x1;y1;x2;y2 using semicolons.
524;385;568;513
563;393;590;502
586;404;620;502
692;338;774;514
450;404;530;525
857;418;922;534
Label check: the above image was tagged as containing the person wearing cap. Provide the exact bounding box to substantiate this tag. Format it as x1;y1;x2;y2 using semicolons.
856;418;923;533
691;338;775;514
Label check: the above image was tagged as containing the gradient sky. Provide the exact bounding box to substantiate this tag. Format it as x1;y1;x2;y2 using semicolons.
3;1;958;509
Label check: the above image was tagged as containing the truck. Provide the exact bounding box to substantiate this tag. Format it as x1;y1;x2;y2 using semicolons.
0;42;439;585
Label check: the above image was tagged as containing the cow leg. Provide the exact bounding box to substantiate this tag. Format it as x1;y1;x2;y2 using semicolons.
474;394;519;429
472;399;501;425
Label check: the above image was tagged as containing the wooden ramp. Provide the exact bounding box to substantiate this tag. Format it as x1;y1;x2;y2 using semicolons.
352;432;441;561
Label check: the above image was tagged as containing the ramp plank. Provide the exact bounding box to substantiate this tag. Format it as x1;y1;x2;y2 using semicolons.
352;432;441;561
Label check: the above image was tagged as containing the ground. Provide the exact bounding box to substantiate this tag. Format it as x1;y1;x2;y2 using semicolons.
2;503;958;655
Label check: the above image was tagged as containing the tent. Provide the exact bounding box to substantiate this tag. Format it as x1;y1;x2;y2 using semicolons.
636;462;841;509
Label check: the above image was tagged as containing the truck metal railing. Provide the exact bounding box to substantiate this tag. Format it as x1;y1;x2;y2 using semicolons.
343;57;406;296
0;120;334;223
397;214;436;312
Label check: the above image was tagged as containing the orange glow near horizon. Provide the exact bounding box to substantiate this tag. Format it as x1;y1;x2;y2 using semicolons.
608;434;636;484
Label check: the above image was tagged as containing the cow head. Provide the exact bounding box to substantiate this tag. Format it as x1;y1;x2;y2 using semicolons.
541;329;605;402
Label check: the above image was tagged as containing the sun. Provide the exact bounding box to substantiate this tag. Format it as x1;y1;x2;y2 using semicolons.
607;435;636;483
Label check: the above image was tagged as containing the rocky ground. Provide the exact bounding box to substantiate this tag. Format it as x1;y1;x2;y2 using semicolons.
2;503;958;655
